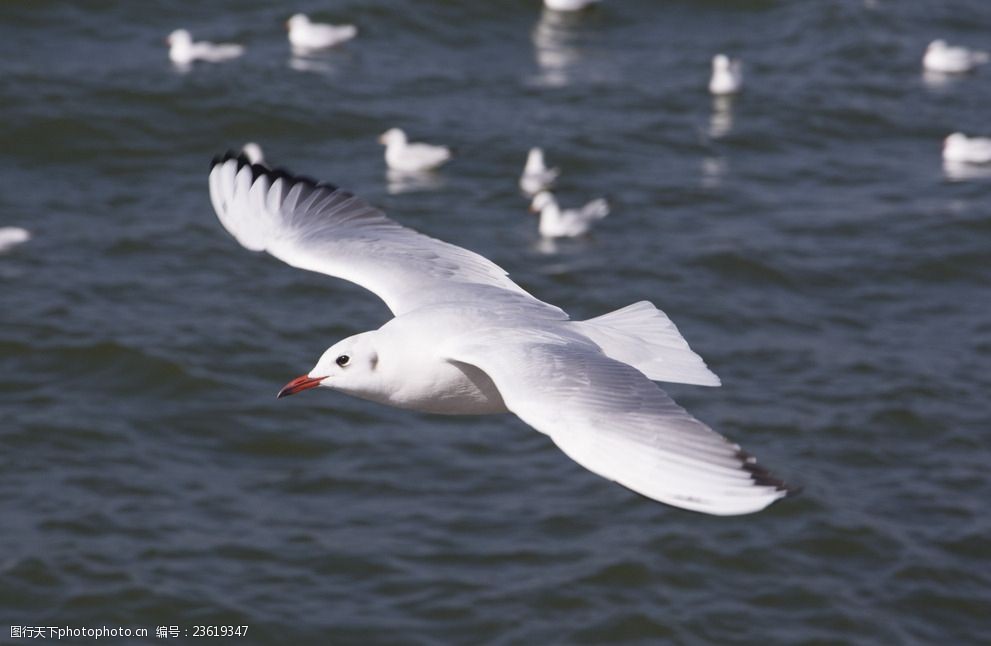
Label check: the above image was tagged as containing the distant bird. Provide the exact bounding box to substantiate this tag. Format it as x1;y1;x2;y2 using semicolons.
286;13;357;51
943;132;991;165
923;40;989;74
530;191;609;238
0;227;30;253
378;128;452;173
242;142;265;166
519;148;560;195
709;54;743;95
167;29;244;65
208;151;792;515
544;0;600;11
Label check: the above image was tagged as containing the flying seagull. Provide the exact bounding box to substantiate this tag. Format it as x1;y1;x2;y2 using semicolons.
207;151;793;515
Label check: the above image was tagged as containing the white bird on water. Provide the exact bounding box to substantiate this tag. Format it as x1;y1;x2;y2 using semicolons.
709;54;743;95
0;227;30;253
378;128;452;173
287;13;357;51
529;191;609;238
942;132;991;165
922;40;989;74
208;151;793;515
520;148;560;195
167;29;244;65
544;0;600;11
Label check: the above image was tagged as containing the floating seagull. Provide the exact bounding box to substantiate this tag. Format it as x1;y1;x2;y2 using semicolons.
529;191;609;238
544;0;600;11
167;29;244;65
709;54;743;95
922;40;989;74
520;148;561;195
242;142;265;166
943;132;991;165
0;227;30;253
287;13;357;51
378;128;452;173
208;152;791;515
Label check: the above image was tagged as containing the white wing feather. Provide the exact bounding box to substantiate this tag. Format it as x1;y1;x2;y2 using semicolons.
449;331;791;515
208;152;560;317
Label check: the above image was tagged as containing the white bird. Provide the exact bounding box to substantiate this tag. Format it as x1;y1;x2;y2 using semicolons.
208;151;793;515
167;29;244;65
242;142;265;166
544;0;599;11
709;54;743;95
520;148;561;195
378;128;452;173
287;13;357;51
0;227;30;253
529;191;609;238
923;40;989;74
942;132;991;164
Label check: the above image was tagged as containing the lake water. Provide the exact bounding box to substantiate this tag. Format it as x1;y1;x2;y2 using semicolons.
2;0;990;643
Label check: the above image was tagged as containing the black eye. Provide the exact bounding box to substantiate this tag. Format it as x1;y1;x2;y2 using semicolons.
336;354;350;367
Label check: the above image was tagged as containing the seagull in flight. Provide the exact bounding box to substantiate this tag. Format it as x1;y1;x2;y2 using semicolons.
208;152;793;515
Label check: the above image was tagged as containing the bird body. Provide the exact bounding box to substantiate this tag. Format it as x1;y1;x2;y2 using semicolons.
530;191;609;238
943;132;991;164
0;227;30;253
709;54;743;95
923;40;989;74
379;128;452;172
208;152;792;515
520;148;560;195
167;29;243;65
287;13;357;50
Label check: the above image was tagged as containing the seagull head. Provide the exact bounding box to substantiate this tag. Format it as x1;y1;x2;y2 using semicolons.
278;332;380;399
287;13;309;31
944;132;967;150
530;190;556;213
928;39;946;53
378;128;407;147
167;29;191;47
712;54;731;71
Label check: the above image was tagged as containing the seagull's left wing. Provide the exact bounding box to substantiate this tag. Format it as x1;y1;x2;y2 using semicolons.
447;330;793;516
209;152;562;318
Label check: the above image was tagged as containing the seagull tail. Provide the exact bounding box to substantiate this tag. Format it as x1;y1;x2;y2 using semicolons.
582;198;610;220
576;301;721;386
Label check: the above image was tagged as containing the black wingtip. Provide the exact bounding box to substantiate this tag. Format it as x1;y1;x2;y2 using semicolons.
737;450;798;495
210;149;339;192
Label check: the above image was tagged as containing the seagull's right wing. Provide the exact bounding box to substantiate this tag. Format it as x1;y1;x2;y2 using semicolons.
447;330;792;516
209;152;562;318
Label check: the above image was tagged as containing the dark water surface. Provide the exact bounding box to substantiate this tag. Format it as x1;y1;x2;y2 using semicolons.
2;0;990;643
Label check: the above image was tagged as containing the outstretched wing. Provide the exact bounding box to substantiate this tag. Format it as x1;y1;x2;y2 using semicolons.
448;330;792;515
208;152;561;317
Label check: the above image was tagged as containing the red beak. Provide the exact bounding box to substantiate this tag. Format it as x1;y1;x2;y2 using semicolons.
277;374;325;399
